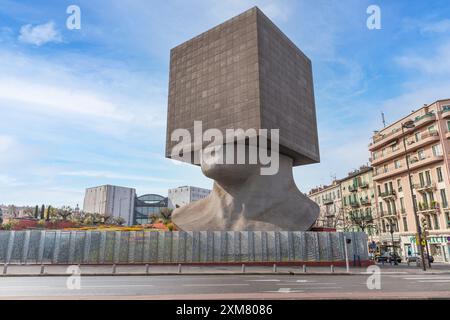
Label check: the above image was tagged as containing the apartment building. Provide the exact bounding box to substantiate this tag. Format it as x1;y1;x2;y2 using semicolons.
308;180;343;230
369;99;450;263
340;166;378;238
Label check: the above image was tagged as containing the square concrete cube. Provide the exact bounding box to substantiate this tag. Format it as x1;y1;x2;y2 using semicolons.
166;7;319;166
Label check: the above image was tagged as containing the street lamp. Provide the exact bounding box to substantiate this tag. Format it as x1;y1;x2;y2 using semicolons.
389;219;398;265
401;120;427;271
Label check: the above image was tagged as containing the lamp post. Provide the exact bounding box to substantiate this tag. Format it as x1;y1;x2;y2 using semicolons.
401;120;427;271
389;219;398;265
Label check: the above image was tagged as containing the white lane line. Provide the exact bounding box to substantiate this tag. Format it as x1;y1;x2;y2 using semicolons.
360;272;408;274
296;280;313;283
278;283;336;285
183;284;250;287
417;280;450;283
81;284;155;288
403;277;450;280
247;279;280;282
263;288;304;293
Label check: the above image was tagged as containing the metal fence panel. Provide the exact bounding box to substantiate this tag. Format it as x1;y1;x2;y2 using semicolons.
0;230;369;264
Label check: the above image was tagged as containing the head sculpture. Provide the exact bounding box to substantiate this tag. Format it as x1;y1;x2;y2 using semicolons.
165;7;320;231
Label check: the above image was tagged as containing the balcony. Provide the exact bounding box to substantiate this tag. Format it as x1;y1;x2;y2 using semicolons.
350;201;360;208
379;190;396;199
409;154;444;170
417;202;440;214
348;185;358;192
414;112;436;128
445;131;450;139
323;198;333;205
413;182;436;193
441;105;450;119
379;211;398;218
360;197;371;205
373;166;406;181
369;127;404;151
359;181;369;189
405;131;440;152
371;146;405;166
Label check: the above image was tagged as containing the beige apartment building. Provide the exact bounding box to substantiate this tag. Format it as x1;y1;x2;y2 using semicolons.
308;180;343;230
340;166;378;239
370;99;450;263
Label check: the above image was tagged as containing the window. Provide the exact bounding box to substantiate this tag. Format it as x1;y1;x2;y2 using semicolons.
425;170;432;185
394;160;401;169
418;149;425;160
440;189;448;208
447;120;450;132
419;172;425;187
415;132;420;142
432;144;442;156
403;217;408;232
446;212;450;228
428;125;436;133
400;197;405;213
383;164;388;173
397;179;402;192
427;215;433;230
437;167;443;182
433;214;440;230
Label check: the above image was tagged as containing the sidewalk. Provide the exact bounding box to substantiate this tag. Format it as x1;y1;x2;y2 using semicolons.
1;263;449;277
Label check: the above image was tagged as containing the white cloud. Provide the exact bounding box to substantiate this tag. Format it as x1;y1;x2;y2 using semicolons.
0;77;132;121
58;170;181;184
18;21;62;46
420;19;450;34
396;42;450;75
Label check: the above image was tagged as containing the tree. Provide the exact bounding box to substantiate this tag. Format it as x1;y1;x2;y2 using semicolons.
34;205;39;219
56;206;73;220
112;217;126;226
46;205;52;221
347;211;375;233
40;204;45;220
160;208;173;220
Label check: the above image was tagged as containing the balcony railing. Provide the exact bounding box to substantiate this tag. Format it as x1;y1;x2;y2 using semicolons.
350;201;360;208
323;198;333;205
441;105;450;118
379;190;396;198
413;182;436;192
348;185;358;192
414;112;435;123
360;197;371;205
359;182;369;189
417;201;439;213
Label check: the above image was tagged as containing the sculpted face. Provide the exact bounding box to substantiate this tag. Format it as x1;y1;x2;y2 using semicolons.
200;143;261;183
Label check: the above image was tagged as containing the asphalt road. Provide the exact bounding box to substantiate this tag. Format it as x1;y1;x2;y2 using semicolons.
1;272;450;299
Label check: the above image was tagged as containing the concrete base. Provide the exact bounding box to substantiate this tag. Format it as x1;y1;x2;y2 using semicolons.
172;153;319;231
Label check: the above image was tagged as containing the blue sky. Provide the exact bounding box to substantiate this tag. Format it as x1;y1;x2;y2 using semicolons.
1;0;450;207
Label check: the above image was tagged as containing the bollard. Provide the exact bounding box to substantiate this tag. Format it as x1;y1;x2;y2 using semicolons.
178;264;182;274
330;265;334;273
241;264;245;274
303;264;307;273
40;264;45;275
112;264;117;275
273;264;277;273
2;264;8;275
145;264;149;274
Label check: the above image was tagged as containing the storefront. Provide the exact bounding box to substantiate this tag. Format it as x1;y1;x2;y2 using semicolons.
404;235;450;263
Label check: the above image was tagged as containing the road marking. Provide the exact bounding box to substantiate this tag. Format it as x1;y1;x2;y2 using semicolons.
246;279;280;282
263;288;304;293
360;271;408;274
417;280;450;283
183;284;249;287
403;277;450;280
279;282;336;285
296;280;312;283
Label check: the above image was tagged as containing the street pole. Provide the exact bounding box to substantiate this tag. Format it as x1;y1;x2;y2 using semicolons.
401;122;427;271
390;221;398;265
344;236;350;273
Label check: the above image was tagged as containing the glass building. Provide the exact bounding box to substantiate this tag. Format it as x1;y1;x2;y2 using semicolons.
133;194;168;225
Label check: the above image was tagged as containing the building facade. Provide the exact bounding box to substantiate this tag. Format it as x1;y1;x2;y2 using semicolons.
370;99;450;263
168;186;211;209
308;181;343;230
83;185;136;226
133;194;168;225
340;166;378;238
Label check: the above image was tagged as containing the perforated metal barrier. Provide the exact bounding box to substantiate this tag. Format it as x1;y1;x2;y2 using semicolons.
0;230;368;264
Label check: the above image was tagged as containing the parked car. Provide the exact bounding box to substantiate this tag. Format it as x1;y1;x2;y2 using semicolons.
406;254;434;265
376;252;402;264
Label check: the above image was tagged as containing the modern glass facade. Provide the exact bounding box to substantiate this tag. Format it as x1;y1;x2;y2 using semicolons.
133;194;168;225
